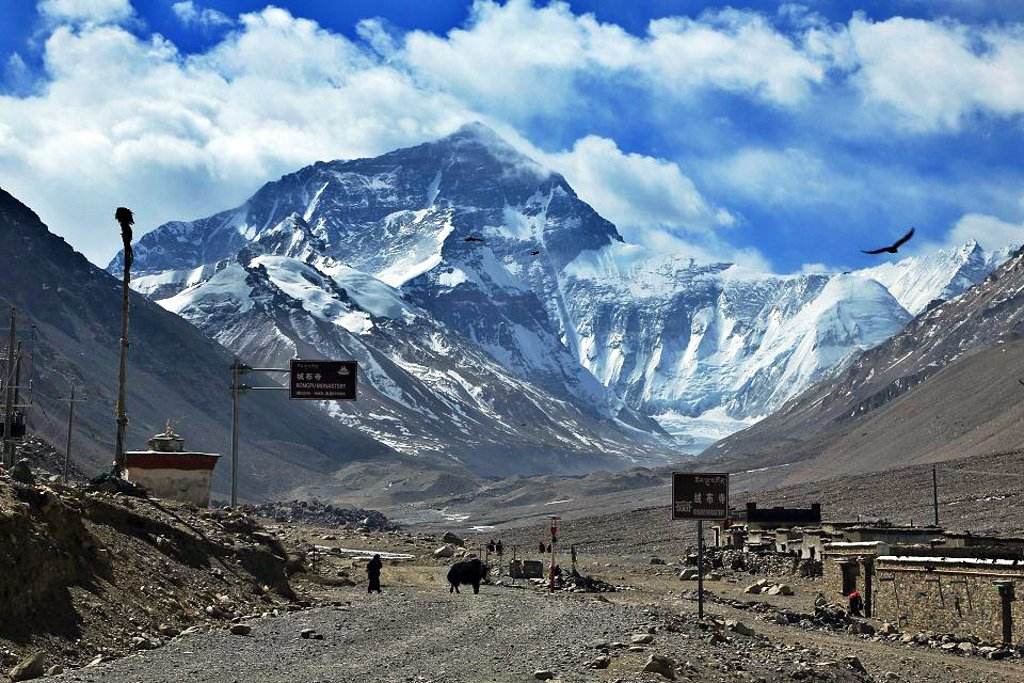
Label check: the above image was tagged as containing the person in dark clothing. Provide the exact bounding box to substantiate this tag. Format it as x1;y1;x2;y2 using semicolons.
495;540;504;556
539;541;546;554
848;590;863;617
367;554;383;594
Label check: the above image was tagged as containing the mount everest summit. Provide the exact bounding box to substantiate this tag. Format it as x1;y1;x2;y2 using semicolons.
110;123;1012;463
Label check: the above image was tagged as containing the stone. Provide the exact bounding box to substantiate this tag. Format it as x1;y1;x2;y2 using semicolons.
157;624;180;638
45;665;64;676
301;628;316;639
587;655;611;669
442;531;465;547
726;620;756;637
642;653;677;680
631;633;654;644
650;557;666;565
533;670;555;680
843;656;867;674
880;622;898;636
678;567;699;581
433;544;455;558
131;636;158;650
8;652;45;682
884;672;899;680
956;642;976;655
10;459;34;486
229;624;252;636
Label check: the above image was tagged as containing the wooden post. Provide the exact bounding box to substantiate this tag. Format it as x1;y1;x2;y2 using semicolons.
113;208;134;476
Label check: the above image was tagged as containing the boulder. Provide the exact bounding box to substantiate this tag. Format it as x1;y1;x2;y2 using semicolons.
642;654;677;680
433;544;455;558
8;652;46;682
880;622;898;636
726;620;755;637
10;459;34;486
650;557;666;565
533;670;555;680
678;567;699;581
587;655;611;669
229;624;252;636
631;633;655;645
442;531;465;547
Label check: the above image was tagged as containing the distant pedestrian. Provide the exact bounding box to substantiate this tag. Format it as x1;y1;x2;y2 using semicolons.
367;554;383;594
495;540;504;556
539;540;546;554
487;539;496;553
848;590;863;617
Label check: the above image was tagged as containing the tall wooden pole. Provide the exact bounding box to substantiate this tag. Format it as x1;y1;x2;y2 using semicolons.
63;383;76;483
113;208;134;476
932;465;939;527
2;307;15;468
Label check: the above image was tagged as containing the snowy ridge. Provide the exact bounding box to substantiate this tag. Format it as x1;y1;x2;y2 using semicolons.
112;123;1011;458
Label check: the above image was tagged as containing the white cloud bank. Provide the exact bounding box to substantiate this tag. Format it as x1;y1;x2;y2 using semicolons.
4;0;1024;266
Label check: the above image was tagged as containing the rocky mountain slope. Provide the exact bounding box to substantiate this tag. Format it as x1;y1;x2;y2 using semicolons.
0;186;462;502
706;244;1024;487
112;124;1008;454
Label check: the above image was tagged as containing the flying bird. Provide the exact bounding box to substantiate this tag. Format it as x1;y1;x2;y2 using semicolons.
862;227;915;255
529;249;541;256
464;235;485;243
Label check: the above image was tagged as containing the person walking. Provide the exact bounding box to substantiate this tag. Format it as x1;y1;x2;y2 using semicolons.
367;554;383;594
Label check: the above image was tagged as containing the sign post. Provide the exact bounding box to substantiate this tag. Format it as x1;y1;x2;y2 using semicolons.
548;515;560;593
672;472;729;620
228;359;357;506
289;360;357;400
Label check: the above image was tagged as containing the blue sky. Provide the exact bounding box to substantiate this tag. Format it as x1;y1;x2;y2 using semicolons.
3;0;1024;272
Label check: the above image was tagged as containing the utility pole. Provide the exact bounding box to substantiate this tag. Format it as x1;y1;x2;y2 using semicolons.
697;520;705;620
932;465;939;527
113;207;134;476
63;383;85;483
231;359;243;507
2;307;16;468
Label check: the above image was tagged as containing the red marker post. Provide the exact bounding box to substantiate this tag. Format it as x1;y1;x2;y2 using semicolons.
548;515;560;593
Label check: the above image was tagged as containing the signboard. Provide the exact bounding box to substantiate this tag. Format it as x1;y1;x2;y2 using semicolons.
671;472;729;520
289;360;357;400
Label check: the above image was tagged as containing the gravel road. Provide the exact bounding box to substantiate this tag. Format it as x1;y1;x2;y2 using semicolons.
53;584;875;683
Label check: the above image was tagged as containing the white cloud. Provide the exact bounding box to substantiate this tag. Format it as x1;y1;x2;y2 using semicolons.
947;212;1024;250
841;14;1024;131
171;1;233;30
37;0;133;24
545;135;730;237
401;0;827;119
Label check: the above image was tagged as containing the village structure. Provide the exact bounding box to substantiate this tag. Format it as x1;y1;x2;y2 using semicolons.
711;502;1024;645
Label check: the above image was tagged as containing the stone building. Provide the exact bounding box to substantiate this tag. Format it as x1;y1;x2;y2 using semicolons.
123;423;220;506
712;502;822;550
821;541;891;616
873;555;1024;646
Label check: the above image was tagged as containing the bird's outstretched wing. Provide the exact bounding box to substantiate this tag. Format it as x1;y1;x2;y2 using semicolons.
893;227;915;248
861;248;888;255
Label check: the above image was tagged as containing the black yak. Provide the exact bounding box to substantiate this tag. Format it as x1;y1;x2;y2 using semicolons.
447;558;488;594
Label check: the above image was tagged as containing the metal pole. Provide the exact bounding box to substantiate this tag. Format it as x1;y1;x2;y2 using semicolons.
231;359;241;507
3;307;16;468
932;466;939;526
697;519;705;620
63;384;75;483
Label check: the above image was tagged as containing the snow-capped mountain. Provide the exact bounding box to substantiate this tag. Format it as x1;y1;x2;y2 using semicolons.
111;123;1010;457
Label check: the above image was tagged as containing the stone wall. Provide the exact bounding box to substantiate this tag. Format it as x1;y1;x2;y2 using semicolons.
873;557;1024;644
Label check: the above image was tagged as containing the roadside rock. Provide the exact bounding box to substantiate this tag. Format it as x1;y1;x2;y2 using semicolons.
433;544;455;558
533;670;555;680
8;652;45;682
442;532;465;547
229;624;252;636
642;653;676;680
